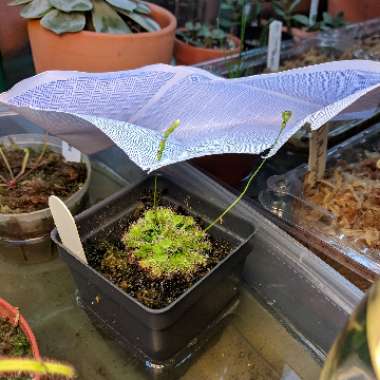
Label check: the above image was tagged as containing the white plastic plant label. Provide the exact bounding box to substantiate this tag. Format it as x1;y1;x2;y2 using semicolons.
267;20;282;72
62;141;81;162
309;0;319;25
308;124;329;185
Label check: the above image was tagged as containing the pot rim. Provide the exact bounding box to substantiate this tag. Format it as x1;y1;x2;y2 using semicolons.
0;297;41;380
28;2;177;40
0;134;92;218
53;174;256;315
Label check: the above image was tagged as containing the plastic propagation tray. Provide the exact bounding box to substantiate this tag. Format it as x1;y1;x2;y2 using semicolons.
51;174;256;365
195;18;380;151
259;123;380;284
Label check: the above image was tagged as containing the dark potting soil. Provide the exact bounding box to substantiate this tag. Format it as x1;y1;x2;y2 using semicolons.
0;145;86;214
0;316;31;357
85;196;231;309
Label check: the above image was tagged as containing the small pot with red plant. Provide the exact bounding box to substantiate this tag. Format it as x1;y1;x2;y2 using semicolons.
0;303;76;380
0;297;41;380
175;21;241;65
0;134;91;259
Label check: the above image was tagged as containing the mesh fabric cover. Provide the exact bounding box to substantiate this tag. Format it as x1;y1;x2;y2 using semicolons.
1;61;380;171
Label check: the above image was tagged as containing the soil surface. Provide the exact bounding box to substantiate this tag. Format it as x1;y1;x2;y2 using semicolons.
86;196;232;309
0;316;31;357
0;145;86;214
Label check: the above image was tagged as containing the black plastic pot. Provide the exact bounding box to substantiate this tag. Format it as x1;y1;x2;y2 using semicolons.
51;174;255;364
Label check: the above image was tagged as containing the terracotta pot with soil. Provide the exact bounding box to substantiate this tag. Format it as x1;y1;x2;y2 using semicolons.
52;174;255;364
26;2;176;73
175;23;241;65
0;297;41;380
0;134;91;248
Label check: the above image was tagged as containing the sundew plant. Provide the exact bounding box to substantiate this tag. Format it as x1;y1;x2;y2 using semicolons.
122;111;292;279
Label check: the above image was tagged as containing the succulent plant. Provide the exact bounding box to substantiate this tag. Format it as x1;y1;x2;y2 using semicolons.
8;0;161;35
176;21;236;49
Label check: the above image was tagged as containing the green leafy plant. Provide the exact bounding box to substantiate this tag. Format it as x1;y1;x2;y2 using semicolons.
8;0;160;35
176;21;236;49
120;119;210;280
111;112;292;282
122;207;210;278
219;0;260;35
271;0;310;31
270;0;345;33
311;11;346;31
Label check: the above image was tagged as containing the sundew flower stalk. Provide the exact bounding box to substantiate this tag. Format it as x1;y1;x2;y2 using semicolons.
205;110;292;232
153;119;181;210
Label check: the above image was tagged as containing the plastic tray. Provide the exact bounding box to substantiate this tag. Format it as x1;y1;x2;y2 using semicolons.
195;18;380;150
259;123;380;284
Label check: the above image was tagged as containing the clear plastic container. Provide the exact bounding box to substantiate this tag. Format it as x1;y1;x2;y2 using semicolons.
259;123;380;284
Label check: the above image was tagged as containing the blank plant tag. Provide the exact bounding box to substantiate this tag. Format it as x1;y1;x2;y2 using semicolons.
308;124;329;185
49;195;88;265
309;0;319;25
62;141;81;162
267;20;283;72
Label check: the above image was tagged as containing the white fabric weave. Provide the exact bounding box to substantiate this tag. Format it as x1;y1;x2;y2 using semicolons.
1;61;380;171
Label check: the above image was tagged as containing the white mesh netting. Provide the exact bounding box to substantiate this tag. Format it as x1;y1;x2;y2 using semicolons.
1;61;380;171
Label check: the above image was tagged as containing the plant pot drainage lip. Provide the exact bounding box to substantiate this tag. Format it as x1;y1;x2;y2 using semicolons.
51;175;256;314
0;133;92;218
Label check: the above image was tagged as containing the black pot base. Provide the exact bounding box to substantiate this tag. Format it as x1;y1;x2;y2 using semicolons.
78;292;239;379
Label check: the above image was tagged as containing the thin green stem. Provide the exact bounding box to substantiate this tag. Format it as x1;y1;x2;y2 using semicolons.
0;147;14;180
153;120;181;211
153;175;158;210
205;111;292;232
15;148;30;180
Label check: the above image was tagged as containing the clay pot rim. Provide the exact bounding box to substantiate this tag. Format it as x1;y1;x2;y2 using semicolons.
175;31;241;54
0;298;41;380
28;2;177;39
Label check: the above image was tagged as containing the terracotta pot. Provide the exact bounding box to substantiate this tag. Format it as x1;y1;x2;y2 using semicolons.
285;27;317;42
27;3;177;73
174;34;241;65
0;3;28;58
0;298;41;380
191;153;259;187
328;0;380;22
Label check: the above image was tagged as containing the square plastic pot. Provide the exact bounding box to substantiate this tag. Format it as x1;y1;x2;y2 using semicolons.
51;175;255;363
